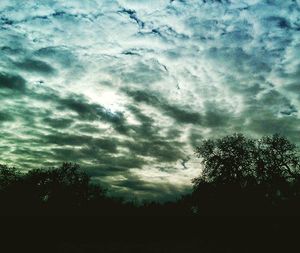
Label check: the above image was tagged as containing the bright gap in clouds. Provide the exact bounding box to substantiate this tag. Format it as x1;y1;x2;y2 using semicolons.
85;88;125;113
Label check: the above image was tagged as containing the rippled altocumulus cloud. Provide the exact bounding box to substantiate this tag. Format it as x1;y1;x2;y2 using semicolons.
0;0;299;200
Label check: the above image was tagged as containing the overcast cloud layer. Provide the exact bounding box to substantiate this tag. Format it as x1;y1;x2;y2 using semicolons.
0;0;299;200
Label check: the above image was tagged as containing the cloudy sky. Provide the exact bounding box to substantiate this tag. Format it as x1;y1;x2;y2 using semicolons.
0;0;299;200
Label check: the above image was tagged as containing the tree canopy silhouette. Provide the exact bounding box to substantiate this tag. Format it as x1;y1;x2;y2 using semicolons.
192;133;300;215
0;134;300;216
0;163;110;215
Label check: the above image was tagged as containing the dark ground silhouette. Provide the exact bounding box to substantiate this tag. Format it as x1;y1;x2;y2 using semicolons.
1;134;300;252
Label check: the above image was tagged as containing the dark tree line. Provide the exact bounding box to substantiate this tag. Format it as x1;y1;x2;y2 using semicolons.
0;133;300;216
191;133;300;215
0;163;124;215
0;163;187;215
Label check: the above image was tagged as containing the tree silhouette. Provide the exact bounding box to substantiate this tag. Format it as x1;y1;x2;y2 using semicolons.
254;134;300;182
194;134;256;186
23;163;91;214
192;134;300;215
0;163;108;215
0;134;300;216
0;164;24;214
0;164;22;189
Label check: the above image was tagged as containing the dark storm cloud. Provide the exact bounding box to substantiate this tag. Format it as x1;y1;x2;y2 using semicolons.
0;72;26;92
120;61;164;85
55;94;129;134
124;88;234;129
243;89;298;119
49;146;135;167
247;112;300;143
125;106;163;140
123;88;202;124
44;133;118;153
1;83;185;171
126;105;156;137
118;8;145;29
127;104;181;138
265;16;291;29
85;155;148;178
75;123;104;134
285;82;300;94
42;117;74;129
11;148;52;160
202;103;231;128
34;46;77;67
205;47;271;75
11;87;187;169
14;58;56;75
124;139;184;163
0;111;14;123
188;130;204;148
118;105;186;163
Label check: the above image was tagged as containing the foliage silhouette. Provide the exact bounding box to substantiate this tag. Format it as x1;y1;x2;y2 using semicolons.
0;134;299;216
192;133;300;215
0;163;107;215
